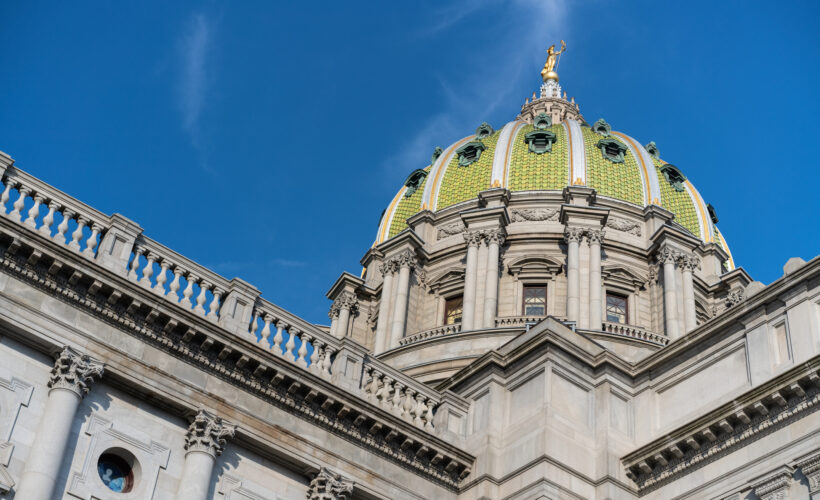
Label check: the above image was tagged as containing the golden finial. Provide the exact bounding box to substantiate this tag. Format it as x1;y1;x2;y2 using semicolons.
541;40;566;82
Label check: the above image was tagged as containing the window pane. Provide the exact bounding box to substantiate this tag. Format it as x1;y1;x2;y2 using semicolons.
445;296;463;325
606;293;627;324
523;286;546;316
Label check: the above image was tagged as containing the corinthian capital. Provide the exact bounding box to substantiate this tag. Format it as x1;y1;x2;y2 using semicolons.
678;254;701;272
307;467;355;500
563;226;585;243
485;228;507;246
585;228;605;245
395;249;418;269
48;346;104;397
183;409;236;457
328;302;341;320
334;291;359;312
378;259;396;277
463;229;484;247
656;246;679;265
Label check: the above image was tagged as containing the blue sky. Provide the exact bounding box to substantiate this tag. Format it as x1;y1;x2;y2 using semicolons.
1;1;818;324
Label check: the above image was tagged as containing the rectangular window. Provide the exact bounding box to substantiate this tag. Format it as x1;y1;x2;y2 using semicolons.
444;296;463;325
606;293;628;324
523;285;547;316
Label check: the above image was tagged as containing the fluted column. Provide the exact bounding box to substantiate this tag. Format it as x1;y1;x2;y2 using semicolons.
373;260;396;353
679;254;699;333
461;230;483;331
307;467;355;500
16;347;104;500
564;227;584;323
482;229;505;328
389;250;416;348
658;247;680;339
334;292;358;339
176;409;236;500
587;229;604;330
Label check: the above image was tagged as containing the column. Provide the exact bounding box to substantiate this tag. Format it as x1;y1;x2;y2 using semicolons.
658;247;680;339
16;347;104;500
373;259;396;353
176;409;236;500
564;227;584;324
587;229;604;330
461;230;483;331
307;467;355;500
389;250;416;348
482;229;506;328
679;254;699;333
334;292;358;339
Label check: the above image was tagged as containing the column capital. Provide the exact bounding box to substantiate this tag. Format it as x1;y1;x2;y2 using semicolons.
463;229;485;247
183;409;236;457
656;246;680;265
395;249;418;269
485;228;506;246
328;302;341;320
47;346;104;397
378;259;397;276
678;254;701;272
585;228;605;245
334;291;359;313
563;226;585;243
307;467;355;500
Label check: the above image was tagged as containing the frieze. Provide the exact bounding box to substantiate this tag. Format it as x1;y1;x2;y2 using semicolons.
436;222;464;239
605;216;641;236
510;208;559;222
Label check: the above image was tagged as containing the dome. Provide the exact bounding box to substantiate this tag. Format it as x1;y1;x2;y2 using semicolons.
375;79;735;270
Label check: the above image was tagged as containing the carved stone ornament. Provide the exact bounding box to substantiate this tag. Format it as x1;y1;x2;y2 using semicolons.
725;288;745;308
436;222;465;239
656;246;680;265
510;208;558;222
563;226;585;243
485;228;507;246
463;229;485;247
752;472;792;500
307;467;355;500
395;249;418;269
327;301;341;320
47;346;104;397
334;291;359;313
798;453;820;493
378;259;397;277
586;228;605;245
678;254;701;272
183;409;236;457
605;216;641;236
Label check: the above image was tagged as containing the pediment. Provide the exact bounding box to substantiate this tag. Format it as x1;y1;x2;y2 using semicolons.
601;264;647;289
427;266;465;294
506;254;563;277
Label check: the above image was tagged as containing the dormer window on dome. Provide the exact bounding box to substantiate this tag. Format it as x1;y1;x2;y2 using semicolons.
475;122;494;139
533;112;552;130
403;169;428;197
592;118;611;137
659;163;686;192
707;203;719;224
455;141;486;167
597;138;627;163
645;141;660;159
524;130;557;154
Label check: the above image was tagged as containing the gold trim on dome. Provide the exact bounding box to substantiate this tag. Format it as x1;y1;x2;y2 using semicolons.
430;136;474;211
612;131;652;205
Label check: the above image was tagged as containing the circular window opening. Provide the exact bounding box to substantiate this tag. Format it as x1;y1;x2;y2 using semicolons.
97;449;137;493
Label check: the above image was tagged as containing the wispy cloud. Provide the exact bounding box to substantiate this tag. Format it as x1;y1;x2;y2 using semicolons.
177;12;212;139
380;0;569;180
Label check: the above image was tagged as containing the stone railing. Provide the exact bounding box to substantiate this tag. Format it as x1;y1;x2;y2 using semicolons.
0;164;111;259
248;298;342;380
600;321;669;346
361;355;440;430
494;315;544;328
399;323;461;346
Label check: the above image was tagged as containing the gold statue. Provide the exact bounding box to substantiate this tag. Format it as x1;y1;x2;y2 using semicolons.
541;40;566;82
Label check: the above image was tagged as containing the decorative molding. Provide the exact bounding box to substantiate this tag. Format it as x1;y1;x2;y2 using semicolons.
725;288;745;308
307;467;355;500
605;216;641;236
184;409;236;457
797;452;820;493
436;222;464;239
48;346;104;397
751;470;792;500
510;208;558;223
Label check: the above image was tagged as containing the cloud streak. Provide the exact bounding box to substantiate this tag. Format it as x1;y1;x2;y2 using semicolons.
177;12;211;137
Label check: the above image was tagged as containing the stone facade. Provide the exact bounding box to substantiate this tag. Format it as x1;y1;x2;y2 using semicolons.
0;73;818;500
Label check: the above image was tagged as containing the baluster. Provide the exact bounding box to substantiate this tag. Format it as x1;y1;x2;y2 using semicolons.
402;388;416;422
260;314;272;346
153;259;169;295
82;223;102;258
249;310;259;339
379;377;394;410
413;395;426;427
297;333;311;368
180;272;197;309
392;382;405;416
363;366;374;397
39;201;58;237
128;246;144;281
194;280;210;315
25;193;44;228
140;252;156;287
68;216;88;251
168;266;183;302
208;287;222;320
310;340;323;374
284;327;298;362
272;321;285;355
425;400;436;430
54;208;74;245
320;345;334;378
0;180;15;215
9;185;30;222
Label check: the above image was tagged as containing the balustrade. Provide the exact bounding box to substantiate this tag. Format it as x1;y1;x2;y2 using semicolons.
362;357;439;431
